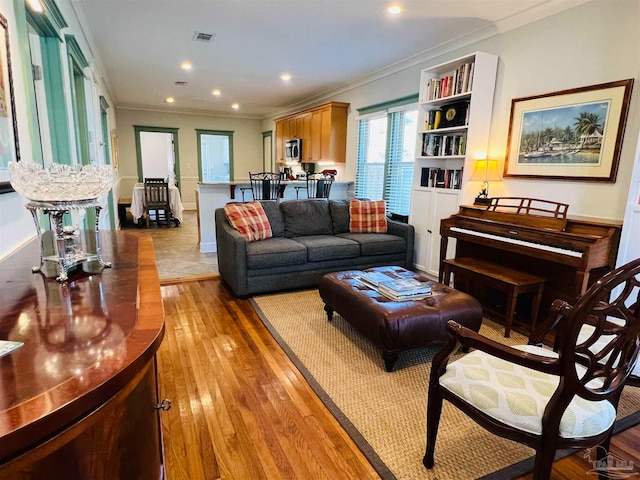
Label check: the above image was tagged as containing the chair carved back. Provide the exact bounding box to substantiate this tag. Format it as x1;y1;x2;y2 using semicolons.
532;258;640;404
425;257;640;479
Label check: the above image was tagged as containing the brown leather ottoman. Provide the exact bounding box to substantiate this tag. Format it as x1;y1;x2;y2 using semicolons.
318;266;483;371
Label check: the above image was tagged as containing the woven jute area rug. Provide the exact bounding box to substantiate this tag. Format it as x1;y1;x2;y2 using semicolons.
251;289;640;480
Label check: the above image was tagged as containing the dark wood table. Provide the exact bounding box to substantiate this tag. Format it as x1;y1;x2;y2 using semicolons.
0;232;166;478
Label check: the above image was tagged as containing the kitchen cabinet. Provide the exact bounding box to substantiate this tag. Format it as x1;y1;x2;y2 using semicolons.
275;101;349;164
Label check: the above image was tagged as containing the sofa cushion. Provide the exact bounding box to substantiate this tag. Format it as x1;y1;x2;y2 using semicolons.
329;200;350;234
337;232;406;256
349;199;388;233
246;237;307;269
224;201;272;242
280;199;334;237
293;235;360;262
259;200;285;237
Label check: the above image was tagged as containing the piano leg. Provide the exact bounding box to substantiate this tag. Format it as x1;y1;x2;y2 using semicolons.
575;270;591;299
439;236;450;283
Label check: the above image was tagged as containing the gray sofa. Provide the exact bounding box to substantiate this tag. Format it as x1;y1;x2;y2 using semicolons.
215;199;414;296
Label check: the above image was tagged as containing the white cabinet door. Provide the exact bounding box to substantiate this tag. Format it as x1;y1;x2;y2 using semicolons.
426;190;461;276
409;188;433;272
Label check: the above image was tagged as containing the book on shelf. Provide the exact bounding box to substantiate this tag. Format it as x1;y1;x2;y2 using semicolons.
421;132;467;157
424;61;475;101
418;168;463;189
0;340;23;358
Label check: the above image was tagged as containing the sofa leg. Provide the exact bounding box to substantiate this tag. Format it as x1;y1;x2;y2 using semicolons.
383;351;398;372
324;304;334;321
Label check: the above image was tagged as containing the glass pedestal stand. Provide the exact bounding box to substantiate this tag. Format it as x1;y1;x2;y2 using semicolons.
27;200;112;282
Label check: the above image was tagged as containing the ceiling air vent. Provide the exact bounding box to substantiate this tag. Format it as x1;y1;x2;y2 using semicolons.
175;81;188;86
193;31;215;42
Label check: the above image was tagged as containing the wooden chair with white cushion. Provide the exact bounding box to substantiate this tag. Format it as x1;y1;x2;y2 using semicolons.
424;257;640;480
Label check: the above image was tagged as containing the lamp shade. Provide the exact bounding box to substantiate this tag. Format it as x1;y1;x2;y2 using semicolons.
485;159;502;181
470;159;502;181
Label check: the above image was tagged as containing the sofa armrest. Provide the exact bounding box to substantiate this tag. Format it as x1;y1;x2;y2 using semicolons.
215;208;249;295
387;219;415;269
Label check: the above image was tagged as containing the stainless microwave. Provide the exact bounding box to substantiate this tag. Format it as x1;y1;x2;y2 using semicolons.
285;138;302;162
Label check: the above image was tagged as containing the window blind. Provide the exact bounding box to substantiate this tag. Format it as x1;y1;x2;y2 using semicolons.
355;105;417;216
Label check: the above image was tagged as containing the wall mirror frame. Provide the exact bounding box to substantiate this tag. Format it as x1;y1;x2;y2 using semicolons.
0;13;21;194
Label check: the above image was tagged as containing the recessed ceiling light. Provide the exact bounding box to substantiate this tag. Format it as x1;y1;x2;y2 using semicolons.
181;61;192;70
280;73;292;81
231;103;239;110
165;96;175;103
212;89;221;96
26;0;44;13
388;4;402;14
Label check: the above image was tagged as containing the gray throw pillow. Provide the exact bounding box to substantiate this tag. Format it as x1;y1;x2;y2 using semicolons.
259;200;285;237
329;200;350;234
280;199;333;237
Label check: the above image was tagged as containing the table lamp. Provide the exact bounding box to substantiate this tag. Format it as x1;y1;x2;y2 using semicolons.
470;158;501;206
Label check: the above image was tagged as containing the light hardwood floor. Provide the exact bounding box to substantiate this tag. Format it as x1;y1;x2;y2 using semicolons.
158;278;640;480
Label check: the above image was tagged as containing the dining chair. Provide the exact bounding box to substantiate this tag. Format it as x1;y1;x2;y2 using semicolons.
144;180;173;227
306;173;334;198
249;172;282;201
424;257;640;480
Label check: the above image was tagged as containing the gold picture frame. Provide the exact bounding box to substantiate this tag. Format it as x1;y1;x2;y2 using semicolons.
0;13;19;194
504;79;633;182
111;129;119;169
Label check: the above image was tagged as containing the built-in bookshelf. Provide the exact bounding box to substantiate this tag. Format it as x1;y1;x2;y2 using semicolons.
409;52;498;276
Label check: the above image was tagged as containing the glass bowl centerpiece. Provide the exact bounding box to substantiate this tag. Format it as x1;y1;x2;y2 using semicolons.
8;161;113;202
8;162;114;282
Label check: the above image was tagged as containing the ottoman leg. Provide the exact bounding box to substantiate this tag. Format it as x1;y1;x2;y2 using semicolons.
324;304;334;321
382;351;399;372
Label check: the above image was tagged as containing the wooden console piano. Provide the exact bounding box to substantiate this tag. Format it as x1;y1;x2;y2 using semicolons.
440;197;622;320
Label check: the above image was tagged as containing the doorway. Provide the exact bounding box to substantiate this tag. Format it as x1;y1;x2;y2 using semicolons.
134;126;181;187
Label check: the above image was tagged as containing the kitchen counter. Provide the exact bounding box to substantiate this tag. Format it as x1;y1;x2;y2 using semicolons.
201;180;352;201
197;180;355;252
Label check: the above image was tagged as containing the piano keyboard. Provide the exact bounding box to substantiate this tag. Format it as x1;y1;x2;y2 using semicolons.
450;226;583;258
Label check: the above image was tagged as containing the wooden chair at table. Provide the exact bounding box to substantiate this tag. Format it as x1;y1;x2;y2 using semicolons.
143;179;173;227
249;172;281;201
424;257;640;480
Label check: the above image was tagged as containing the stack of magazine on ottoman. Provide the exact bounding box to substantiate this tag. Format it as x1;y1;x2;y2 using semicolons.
357;270;432;301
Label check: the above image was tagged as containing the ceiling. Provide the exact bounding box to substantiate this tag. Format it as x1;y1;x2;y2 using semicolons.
70;0;584;118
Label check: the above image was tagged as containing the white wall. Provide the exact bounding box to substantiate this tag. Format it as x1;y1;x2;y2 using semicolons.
265;0;640;223
0;0;117;259
2;0;638;258
115;108;264;209
0;0;43;258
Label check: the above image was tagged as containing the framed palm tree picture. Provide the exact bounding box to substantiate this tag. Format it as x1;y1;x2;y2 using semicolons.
504;79;633;182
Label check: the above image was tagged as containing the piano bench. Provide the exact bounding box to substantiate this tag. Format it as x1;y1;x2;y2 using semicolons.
442;257;545;338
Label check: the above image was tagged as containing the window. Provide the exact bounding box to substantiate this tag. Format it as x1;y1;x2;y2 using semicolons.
197;130;234;182
355;100;417;216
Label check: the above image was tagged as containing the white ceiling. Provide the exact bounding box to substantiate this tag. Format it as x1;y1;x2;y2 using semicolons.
70;0;586;118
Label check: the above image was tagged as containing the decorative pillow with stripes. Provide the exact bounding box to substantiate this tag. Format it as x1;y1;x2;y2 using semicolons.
224;201;273;242
349;199;388;233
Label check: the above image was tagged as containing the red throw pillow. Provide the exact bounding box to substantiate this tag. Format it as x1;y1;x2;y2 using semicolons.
223;201;273;242
349;199;388;233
